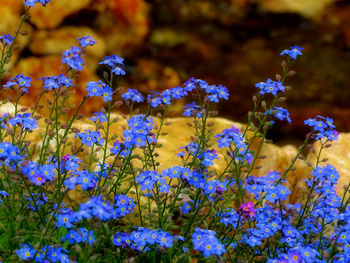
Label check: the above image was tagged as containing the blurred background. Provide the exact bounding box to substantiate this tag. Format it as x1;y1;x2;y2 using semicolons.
1;0;350;144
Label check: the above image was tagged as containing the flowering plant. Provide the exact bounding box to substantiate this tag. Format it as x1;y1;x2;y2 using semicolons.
0;1;349;263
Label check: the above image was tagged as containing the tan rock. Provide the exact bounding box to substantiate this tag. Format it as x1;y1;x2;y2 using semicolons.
29;26;106;69
1;56;102;116
257;0;336;18
29;0;92;29
92;0;149;55
0;1;33;72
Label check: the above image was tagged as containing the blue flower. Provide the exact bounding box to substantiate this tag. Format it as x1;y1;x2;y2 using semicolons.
265;106;291;124
113;195;135;219
16;244;35;261
161;166;185;179
3;74;31;93
77;196;113;221
89;110;107;123
304;115;338;141
122;89;144;103
147;95;163;108
86;80;105;96
62;46;84;71
75;129;104;147
77;36;97;47
110;140;130;157
26;193;47;211
64;175;78;190
183;102;202;118
0;142;23;167
62;229;82;244
198;149;218;167
280;45;303;60
0;190;9;203
40;76;60;90
297;246;319;263
136;170;159;191
0;34;14;45
55;154;82;173
8;113;38;130
169;86;187;100
25;0;51;6
75;170;96;191
122;115;156;149
99;54;126;75
215;126;252;163
113;228;175;251
192;228;225;258
218;208;239;226
56;208;77;228
255;78;285;95
181;201;193;214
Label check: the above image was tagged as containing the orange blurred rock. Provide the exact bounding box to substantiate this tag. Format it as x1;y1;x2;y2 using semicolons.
256;0;336;18
132;59;181;94
0;1;33;72
2;56;102;116
29;0;92;29
92;0;149;55
29;26;106;71
0;0;23;14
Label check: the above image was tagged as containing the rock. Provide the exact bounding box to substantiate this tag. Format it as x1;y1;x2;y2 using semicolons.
92;0;149;55
258;0;336;18
0;1;33;72
29;26;106;65
29;0;92;29
1;56;102;116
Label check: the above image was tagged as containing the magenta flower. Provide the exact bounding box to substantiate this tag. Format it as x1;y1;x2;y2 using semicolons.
239;201;256;220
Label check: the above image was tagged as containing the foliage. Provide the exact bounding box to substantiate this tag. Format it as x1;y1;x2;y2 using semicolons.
0;1;349;263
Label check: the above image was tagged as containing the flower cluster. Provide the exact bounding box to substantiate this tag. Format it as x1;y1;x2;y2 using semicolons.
265;106;291;124
40;75;73;90
239;201;256;220
24;0;51;7
113;195;135;219
121;88;144;103
8;113;38;130
244;171;291;203
192;228;225;257
0;142;23;167
62;46;84;71
136;170;170;194
183;77;229;102
113;228;176;251
0;34;14;45
99;54;126;75
305;115;338;141
86;80;113;102
215;126;252;163
3;74;31;93
280;45;304;60
77;36;97;48
21;161;55;186
123;115;156;148
16;244;69;262
75;129;104;147
62;228;95;245
255;78;285;95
